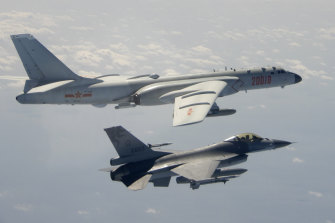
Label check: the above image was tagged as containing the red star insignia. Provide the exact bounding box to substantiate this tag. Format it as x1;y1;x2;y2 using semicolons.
187;108;193;116
75;91;82;98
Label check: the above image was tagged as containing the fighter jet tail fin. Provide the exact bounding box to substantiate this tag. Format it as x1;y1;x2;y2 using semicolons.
105;126;151;157
10;34;81;83
105;126;171;165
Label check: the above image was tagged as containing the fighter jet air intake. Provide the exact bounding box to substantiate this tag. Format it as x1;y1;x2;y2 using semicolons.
11;34;302;126
100;126;291;190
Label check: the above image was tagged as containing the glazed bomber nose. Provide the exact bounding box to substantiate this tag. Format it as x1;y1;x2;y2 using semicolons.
294;74;302;83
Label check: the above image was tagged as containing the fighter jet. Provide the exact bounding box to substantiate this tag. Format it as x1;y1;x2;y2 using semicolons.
11;34;302;126
101;126;291;190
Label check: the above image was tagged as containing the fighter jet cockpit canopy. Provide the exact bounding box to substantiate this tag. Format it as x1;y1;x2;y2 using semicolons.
224;133;263;143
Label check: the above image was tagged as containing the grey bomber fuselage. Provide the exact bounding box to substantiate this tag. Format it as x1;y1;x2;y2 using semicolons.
16;67;301;106
11;33;302;126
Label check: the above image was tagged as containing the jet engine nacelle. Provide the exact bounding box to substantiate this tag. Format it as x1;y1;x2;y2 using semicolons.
206;109;236;117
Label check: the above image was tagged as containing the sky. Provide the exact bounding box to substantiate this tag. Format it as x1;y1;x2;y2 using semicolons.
0;0;334;222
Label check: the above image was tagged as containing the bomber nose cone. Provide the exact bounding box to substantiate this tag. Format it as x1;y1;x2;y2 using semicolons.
273;139;291;149
16;94;25;104
294;74;302;83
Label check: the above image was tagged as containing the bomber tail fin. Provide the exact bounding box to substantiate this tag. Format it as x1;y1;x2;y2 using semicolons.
10;34;81;84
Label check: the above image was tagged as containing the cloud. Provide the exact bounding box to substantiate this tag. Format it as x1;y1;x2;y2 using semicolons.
286;59;328;80
289;42;301;47
0;56;19;72
163;69;179;75
292;157;304;163
171;31;182;36
137;43;167;56
77;70;100;77
285;146;296;151
109;52;132;67
319;27;335;40
320;75;334;80
77;210;89;215
74;50;103;67
0;191;8;198
191;45;212;54
185;58;221;66
219;27;306;43
247;104;267;110
145;130;154;135
7;80;25;88
96;49;132;67
0;11;66;40
0;76;26;81
223;30;244;40
14;203;33;212
109;43;129;51
146;208;159;215
0;76;25;88
256;50;265;56
70;26;94;31
308;191;323;198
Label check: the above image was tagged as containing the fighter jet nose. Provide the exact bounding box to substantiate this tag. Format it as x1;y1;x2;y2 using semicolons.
294;74;302;83
273;139;291;149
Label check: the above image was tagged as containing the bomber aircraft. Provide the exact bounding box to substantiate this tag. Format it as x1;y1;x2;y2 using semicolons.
12;34;302;126
101;126;291;190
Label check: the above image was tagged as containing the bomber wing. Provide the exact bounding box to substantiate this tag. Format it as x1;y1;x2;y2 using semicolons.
172;81;228;126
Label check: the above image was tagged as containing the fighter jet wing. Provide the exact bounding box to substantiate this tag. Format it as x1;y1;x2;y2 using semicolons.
171;160;220;181
173;81;227;126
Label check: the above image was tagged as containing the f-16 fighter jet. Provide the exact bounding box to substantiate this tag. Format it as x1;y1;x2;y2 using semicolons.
12;34;302;126
101;126;291;190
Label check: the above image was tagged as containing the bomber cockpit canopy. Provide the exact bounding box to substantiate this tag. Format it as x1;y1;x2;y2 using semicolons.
224;133;263;143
